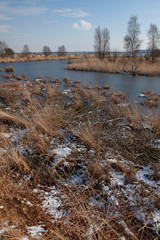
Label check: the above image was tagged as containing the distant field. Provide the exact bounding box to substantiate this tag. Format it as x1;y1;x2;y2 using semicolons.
0;53;91;63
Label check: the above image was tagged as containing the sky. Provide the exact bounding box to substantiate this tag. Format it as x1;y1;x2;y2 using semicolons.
0;0;160;53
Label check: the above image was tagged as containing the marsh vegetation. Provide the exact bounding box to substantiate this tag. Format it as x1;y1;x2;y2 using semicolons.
0;75;159;239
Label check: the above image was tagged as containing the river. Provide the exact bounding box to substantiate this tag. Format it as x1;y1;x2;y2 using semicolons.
0;60;160;104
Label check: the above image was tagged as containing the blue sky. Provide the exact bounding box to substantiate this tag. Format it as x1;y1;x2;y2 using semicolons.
0;0;160;52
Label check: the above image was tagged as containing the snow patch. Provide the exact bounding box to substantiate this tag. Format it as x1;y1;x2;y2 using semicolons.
52;146;72;162
42;188;63;219
136;164;160;188
27;225;45;238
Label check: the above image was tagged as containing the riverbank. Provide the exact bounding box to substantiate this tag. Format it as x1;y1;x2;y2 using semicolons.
67;57;160;76
0;78;159;239
0;53;90;63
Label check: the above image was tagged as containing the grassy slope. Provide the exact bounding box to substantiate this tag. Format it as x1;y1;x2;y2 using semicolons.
0;78;159;239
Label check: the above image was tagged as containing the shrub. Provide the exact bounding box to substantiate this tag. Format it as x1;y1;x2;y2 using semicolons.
103;85;110;90
144;99;158;108
4;48;15;57
16;75;23;80
94;85;101;91
3;74;11;79
5;66;14;72
64;77;71;86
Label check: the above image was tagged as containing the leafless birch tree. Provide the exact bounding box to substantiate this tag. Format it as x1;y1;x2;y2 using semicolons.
94;26;110;60
124;16;142;58
147;23;160;62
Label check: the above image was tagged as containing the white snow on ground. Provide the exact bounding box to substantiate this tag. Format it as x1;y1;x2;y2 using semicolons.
27;225;45;238
136;164;160;190
134;210;160;234
138;93;147;98
119;220;136;239
0;222;15;237
152;139;160;148
42;188;64;219
52;146;72;159
0;148;6;153
63;89;72;95
151;209;160;233
107;158;117;163
1;132;13;138
1;125;159;236
1;128;33;155
83;224;94;240
21;236;29;240
11;129;28;143
101;158;160;234
109;169;125;187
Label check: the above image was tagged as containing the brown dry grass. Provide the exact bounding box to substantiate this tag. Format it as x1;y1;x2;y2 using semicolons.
0;53;90;63
150;115;160;132
5;66;14;72
0;81;159;239
0;110;30;128
67;56;160;76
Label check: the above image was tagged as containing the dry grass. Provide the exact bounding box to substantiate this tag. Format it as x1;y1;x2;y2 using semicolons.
109;92;121;104
0;80;159;239
150;115;160;132
67;56;160;76
0;53;88;63
144;99;158;108
103;85;110;90
5;66;14;72
3;73;11;79
16;75;23;80
0;110;30;128
64;76;71;86
78;121;102;151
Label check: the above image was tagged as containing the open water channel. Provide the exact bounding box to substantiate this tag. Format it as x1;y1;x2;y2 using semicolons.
0;60;160;105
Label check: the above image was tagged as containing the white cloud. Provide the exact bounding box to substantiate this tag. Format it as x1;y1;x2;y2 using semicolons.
73;20;92;31
0;24;10;32
0;2;48;16
0;14;12;20
53;9;71;14
53;8;91;18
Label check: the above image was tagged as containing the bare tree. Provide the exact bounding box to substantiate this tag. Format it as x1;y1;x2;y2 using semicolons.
147;23;160;62
43;45;51;57
0;41;8;56
22;44;30;55
94;26;110;60
124;16;142;58
57;45;66;56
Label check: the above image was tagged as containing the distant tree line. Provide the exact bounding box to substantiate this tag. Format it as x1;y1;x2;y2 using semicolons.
0;42;67;58
1;16;160;63
42;45;66;57
94;15;160;62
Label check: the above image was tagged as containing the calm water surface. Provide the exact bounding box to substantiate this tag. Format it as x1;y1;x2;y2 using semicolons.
0;60;160;103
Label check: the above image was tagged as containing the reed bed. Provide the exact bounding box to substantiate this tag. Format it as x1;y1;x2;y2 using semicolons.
67;56;160;76
0;53;90;63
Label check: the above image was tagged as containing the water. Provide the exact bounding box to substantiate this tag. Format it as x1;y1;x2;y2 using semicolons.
0;60;160;103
